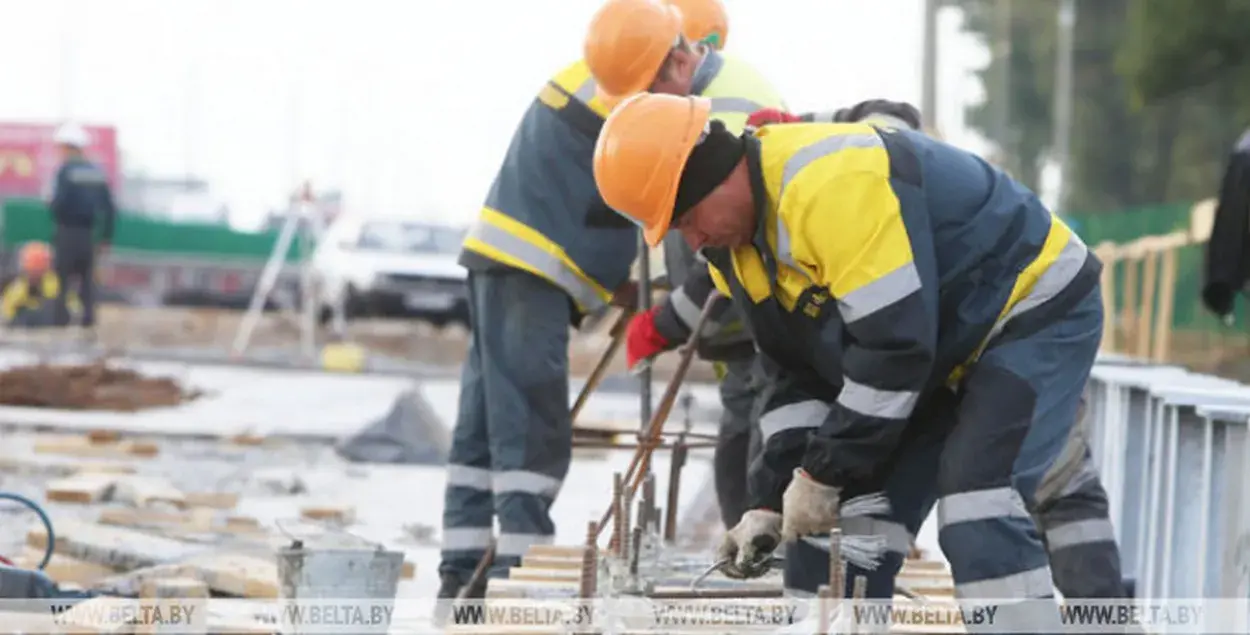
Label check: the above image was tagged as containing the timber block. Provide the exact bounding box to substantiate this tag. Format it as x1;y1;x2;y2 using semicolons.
46;472;120;504
139;577;209;634
520;555;582;570
182;492;239;510
27;519;206;570
299;504;355;524
113;475;187;508
14;547;115;586
34;433;160;459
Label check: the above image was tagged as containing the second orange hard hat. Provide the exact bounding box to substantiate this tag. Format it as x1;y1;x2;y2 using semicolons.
593;93;713;247
667;0;729;50
18;241;51;273
584;0;684;109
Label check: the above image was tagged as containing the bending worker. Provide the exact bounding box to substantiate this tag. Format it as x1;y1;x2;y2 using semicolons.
48;122;115;331
592;93;1107;628
588;0;778;530
437;0;784;609
744;104;1131;602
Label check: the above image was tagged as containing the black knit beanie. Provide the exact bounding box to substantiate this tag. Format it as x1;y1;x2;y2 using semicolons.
672;119;746;220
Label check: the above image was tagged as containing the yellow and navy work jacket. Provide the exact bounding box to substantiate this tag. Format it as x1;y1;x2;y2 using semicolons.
1;272;77;323
459;50;784;321
701;123;1101;511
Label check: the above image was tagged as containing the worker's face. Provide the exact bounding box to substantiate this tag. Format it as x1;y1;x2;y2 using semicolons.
673;161;754;250
649;47;700;96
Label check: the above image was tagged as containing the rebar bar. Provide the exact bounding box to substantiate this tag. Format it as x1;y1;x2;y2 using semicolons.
610;472;625;555
642;473;656;531
663;437;687;542
580;521;599;600
629;526;643;577
829;528;845;601
816;584;831;635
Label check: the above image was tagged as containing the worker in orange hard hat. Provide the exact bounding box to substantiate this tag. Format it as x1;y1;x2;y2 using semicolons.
584;0;786;537
667;0;729;50
737;97;1132;604
593;93;1121;619
2;241;79;328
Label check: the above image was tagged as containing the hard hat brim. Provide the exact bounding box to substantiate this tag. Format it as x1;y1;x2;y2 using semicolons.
641;96;713;248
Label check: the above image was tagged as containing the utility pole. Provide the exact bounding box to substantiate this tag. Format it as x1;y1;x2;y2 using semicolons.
921;0;939;131
1051;0;1077;213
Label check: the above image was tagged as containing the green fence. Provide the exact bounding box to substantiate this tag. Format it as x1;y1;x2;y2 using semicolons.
0;198;302;263
1067;202;1244;336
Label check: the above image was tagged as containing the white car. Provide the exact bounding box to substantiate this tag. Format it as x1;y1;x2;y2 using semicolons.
311;214;469;327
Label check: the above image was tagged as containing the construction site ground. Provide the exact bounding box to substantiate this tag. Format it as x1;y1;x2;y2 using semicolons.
0;305;948;633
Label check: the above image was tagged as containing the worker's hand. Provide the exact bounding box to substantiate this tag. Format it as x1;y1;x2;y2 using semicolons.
610;280;639;310
780;468;842;543
625;307;670;370
716;509;782;579
747;108;803;128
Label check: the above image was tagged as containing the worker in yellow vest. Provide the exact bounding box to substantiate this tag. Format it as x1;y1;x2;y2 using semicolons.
2;241;78;328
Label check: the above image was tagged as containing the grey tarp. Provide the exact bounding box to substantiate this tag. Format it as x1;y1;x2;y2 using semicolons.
335;387;450;465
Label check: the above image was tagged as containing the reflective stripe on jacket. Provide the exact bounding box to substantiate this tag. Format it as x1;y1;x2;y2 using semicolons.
703;123;1101;508
1;273;78;323
462;51;784;318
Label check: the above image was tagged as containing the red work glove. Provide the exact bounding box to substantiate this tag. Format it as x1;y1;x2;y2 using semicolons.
747;108;803;128
625;307;670;370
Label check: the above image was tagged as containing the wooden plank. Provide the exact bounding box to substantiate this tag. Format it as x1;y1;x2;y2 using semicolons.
13;546;116;586
33;434;159;459
525;545;586;558
183;492;239;510
300;504;355;524
27;519;206;570
45;472;119;504
139;577;208;635
178;553;281;599
520;555;582;570
113;476;187;508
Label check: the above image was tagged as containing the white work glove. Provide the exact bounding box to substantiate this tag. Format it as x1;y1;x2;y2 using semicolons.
716;509;782;579
780;468;842;543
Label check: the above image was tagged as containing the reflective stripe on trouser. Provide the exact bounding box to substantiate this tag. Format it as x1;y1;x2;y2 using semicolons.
439;269;572;580
782;396;952;602
1032;396;1127;598
712;357;762;529
937;287;1103;633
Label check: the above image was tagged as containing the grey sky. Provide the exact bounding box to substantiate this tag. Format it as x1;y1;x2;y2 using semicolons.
0;0;989;227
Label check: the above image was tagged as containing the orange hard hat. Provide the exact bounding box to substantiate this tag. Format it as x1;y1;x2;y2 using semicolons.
18;241;51;273
593;93;712;247
584;0;684;110
667;0;728;50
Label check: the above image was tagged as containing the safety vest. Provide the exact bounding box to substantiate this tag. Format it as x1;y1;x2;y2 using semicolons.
703;123;1101;408
1;272;73;322
461;51;786;316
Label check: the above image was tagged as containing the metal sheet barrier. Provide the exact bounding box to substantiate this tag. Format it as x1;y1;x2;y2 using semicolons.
1085;354;1250;611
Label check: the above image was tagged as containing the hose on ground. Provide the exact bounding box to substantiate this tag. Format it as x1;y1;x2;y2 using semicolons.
0;492;55;570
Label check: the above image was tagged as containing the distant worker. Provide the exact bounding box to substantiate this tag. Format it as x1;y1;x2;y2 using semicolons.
48;122;116;332
2;241;78;328
593;93;1109;629
590;0;784;531
436;0;786;615
1203;127;1250;321
743;100;1133;602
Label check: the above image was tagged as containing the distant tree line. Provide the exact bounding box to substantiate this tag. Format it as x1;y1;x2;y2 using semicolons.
949;0;1250;213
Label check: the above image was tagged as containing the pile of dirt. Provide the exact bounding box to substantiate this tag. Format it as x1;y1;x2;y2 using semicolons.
0;361;203;411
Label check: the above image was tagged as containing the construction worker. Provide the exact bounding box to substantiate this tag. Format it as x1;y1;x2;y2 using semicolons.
436;0;786;612
2;242;78;328
589;0;781;531
745;103;1132;602
592;93;1109;628
48;122;115;331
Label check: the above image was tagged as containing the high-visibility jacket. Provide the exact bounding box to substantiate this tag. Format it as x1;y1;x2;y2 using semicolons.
460;50;785;320
702;122;1101;510
1;272;79;323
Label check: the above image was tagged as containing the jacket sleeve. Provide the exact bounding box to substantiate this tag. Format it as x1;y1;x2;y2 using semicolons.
652;251;735;344
1202;148;1250;317
98;177;118;242
747;353;835;512
48;165;70;227
791;170;939;490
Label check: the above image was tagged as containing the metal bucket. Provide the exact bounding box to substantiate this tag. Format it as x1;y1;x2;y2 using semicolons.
277;540;405;635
